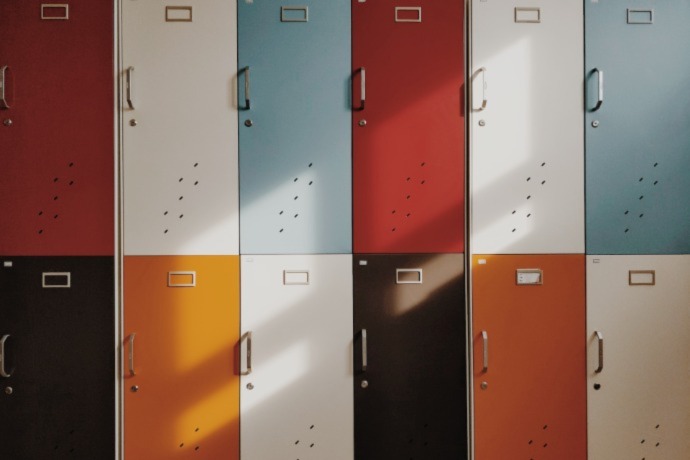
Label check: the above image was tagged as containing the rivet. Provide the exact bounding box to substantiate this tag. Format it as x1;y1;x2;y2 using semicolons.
478;119;486;127
3;119;12;127
245;119;253;127
247;383;254;390
361;380;369;388
130;119;138;127
480;381;488;390
131;385;139;392
358;119;367;127
592;120;600;128
4;386;13;395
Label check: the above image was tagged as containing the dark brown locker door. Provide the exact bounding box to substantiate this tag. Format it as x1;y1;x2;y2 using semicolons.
472;255;586;460
353;254;466;459
0;257;115;459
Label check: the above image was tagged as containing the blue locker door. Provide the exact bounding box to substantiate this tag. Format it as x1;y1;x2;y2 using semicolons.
238;0;351;254
585;2;690;254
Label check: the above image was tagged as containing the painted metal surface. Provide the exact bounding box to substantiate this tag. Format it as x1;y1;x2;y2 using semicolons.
123;256;239;460
122;0;238;255
472;255;586;460
0;257;115;458
0;0;114;256
352;1;465;254
470;0;584;254
238;1;351;254
240;255;353;460
353;254;466;458
585;2;690;254
587;255;690;459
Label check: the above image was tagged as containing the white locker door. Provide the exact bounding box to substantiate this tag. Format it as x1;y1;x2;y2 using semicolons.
587;255;690;459
470;0;584;254
122;0;238;255
240;255;354;460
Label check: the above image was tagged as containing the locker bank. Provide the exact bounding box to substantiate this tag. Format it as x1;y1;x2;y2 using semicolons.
1;1;689;459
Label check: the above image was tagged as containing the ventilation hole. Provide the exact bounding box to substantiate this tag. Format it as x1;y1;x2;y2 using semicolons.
69;448;75;453
164;211;168;215
194;181;199;186
195;427;199;432
294;196;298;200
653;163;658;167
53;196;59;200
543;443;548;448
392;210;396;214
624;210;629;215
294;214;298;218
69;430;75;435
53;214;58;219
512;210;516;214
541;162;546;167
639;196;644;200
295;441;299;445
639;214;644;218
310;444;314;448
38;211;43;216
164;229;169;234
308;163;313;167
423;424;428;428
179;196;184;200
406;213;411;218
279;229;284;233
180;443;184;448
53;177;59;182
308;181;313;185
594;383;601;390
310;425;314;429
294;178;298;182
526;177;531;181
194;163;199;167
38;229;44;234
625;228;629;233
69;181;74;186
420;180;426;184
656;425;660;429
543;425;548;430
656;443;660;447
527;214;531;218
641;439;646;444
528;440;533;445
69;162;74;167
541;180;546;185
526;195;531;200
406;177;411;181
512;228;516;232
179;178;183;182
195;446;199;451
406;195;411;200
179;214;184;219
639;177;643;182
279;211;284;215
392;228;396;232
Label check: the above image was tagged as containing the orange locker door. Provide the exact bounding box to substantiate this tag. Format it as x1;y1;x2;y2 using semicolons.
123;256;239;460
472;255;586;460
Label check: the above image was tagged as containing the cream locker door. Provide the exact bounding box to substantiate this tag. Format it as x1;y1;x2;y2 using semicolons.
122;0;238;255
470;0;584;254
240;255;353;460
587;256;690;459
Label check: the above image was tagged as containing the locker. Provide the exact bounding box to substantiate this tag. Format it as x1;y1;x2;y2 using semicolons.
0;257;115;458
587;256;690;459
238;1;351;254
353;254;466;459
352;1;465;254
470;0;584;254
0;0;114;256
585;2;690;254
122;0;239;256
123;256;239;460
472;255;586;460
240;255;353;460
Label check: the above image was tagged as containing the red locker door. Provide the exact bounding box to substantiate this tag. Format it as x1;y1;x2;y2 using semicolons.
472;255;586;460
0;0;114;256
352;0;464;254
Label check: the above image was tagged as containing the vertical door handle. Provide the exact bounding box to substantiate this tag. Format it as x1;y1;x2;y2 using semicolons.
361;329;368;372
126;66;135;110
594;331;604;373
128;333;136;376
1;334;12;378
472;67;488;112
481;330;489;373
353;67;366;111
592;68;603;112
0;66;11;110
241;331;253;375
241;66;251;110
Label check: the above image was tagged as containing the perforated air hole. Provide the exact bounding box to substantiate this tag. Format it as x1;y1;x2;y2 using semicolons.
294;214;298;218
38;229;44;234
308;181;313;185
295;441;299;445
195;446;199;451
421;180;425;184
179;214;184;219
406;177;411;181
527;177;531;181
641;439;645;444
164;211;168;215
308;163;313;167
195;427;199;432
164;229;169;234
543;425;548;430
625;210;629;215
653;180;658;185
527;214;531;218
639;177;643;182
69;448;74;453
194;163;199;167
38;211;43;216
69;162;74;167
625;229;629;233
528;440;533;445
69;180;74;186
541;162;546;167
53;196;59;200
392;227;396;232
392;210;396;214
54;446;59;450
594;383;601;390
69;430;75;435
180;443;184;448
279;228;284;233
54;177;59;182
421;162;426;166
406;213;411;218
512;210;516;214
512;228;516;232
310;425;314;429
639;196;644;200
279;211;284;215
526;195;531;200
406;195;411;200
543;443;548;448
656;425;660;429
639;214;643;218
656;442;660;447
179;196;184;200
194;181;199;186
179;178;183;182
294;178;298;182
541;180;546;185
654;163;658;167
294;196;298;200
310;444;314;448
54;214;58;219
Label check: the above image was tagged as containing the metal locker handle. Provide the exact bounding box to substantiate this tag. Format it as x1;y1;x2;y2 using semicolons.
472;67;488;112
594;331;604;373
0;334;12;378
592;68;604;112
361;329;368;372
241;66;251;110
241;331;253;375
481;330;488;373
126;66;135;110
353;67;366;111
0;66;11;109
128;333;136;376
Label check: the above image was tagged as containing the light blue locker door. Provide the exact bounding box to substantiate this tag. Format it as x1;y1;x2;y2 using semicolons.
238;1;351;254
585;2;690;254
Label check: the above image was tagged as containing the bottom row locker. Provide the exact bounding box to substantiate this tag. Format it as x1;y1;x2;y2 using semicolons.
587;255;690;460
472;255;587;460
123;256;240;460
353;254;467;459
240;254;354;460
0;257;115;459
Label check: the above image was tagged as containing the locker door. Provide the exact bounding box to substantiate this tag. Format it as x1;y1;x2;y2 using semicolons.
122;0;238;256
585;2;690;254
352;1;465;254
470;0;584;254
587;256;690;459
0;0;114;256
123;256;240;460
472;255;586;460
240;255;353;460
238;1;351;254
353;254;466;459
0;257;114;458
